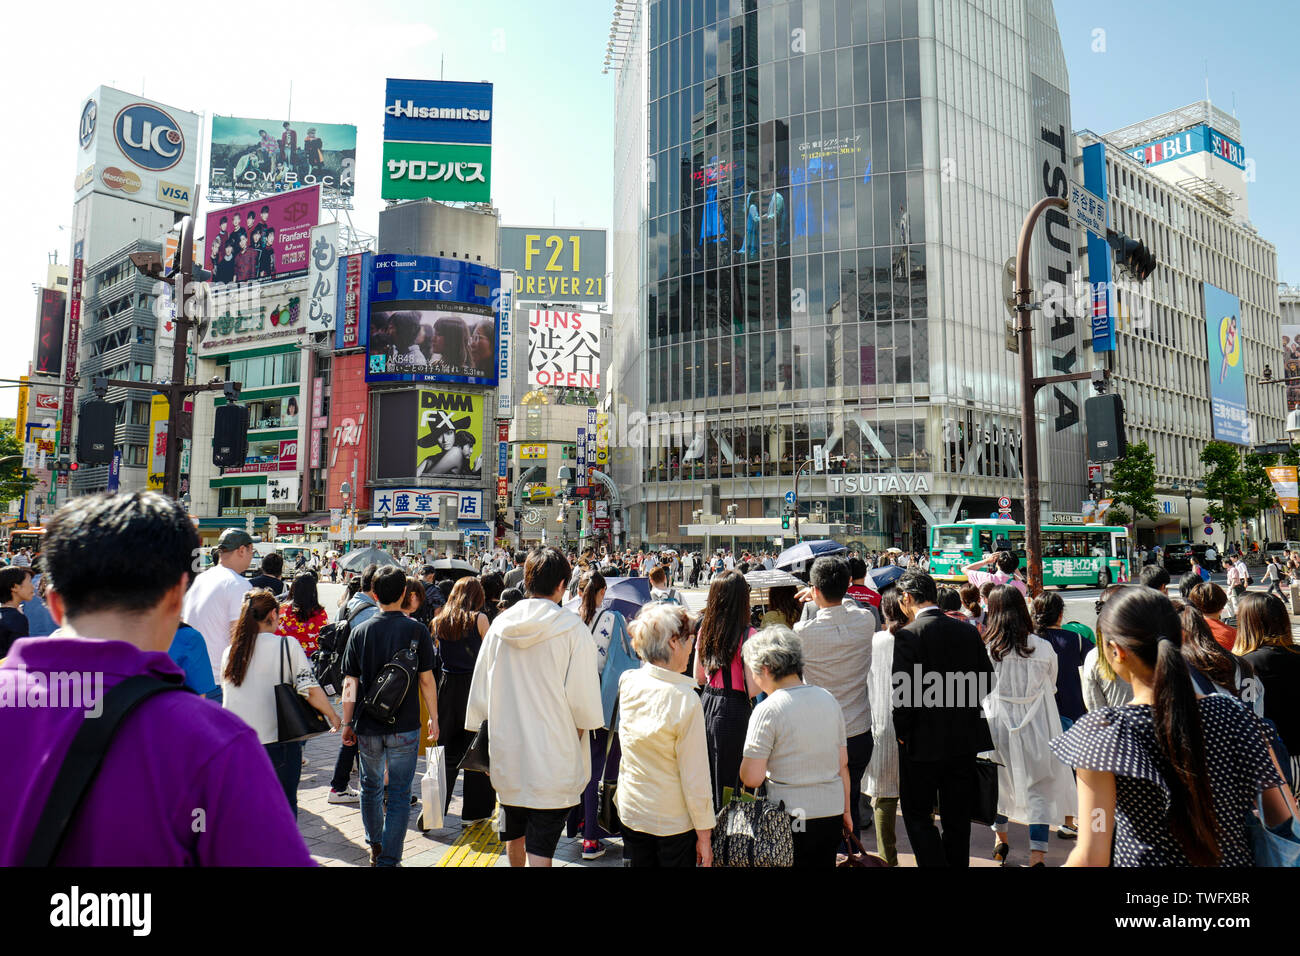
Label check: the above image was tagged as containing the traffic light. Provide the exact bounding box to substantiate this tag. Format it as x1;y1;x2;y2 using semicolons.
1106;229;1156;282
213;403;250;467
77;399;116;465
781;514;790;530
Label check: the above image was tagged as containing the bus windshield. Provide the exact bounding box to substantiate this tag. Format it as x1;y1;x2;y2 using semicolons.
934;527;972;550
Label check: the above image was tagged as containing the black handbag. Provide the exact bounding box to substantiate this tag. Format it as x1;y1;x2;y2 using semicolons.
596;704;621;834
275;636;330;743
458;720;491;774
970;757;1001;827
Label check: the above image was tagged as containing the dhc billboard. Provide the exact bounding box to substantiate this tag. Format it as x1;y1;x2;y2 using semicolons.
365;254;502;387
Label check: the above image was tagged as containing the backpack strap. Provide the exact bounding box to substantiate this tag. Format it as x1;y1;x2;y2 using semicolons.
23;674;192;866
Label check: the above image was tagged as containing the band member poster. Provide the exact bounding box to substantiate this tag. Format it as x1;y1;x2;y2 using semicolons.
417;389;483;479
209;116;356;198
204;186;321;284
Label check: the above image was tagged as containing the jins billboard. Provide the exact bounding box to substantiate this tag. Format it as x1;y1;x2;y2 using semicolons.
365;254;503;387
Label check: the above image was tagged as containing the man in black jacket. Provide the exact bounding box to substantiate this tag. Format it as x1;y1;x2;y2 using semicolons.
891;569;995;867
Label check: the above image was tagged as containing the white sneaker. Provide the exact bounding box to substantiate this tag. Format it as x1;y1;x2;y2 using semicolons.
328;787;361;805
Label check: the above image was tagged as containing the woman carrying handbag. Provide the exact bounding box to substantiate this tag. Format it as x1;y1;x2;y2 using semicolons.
222;589;340;817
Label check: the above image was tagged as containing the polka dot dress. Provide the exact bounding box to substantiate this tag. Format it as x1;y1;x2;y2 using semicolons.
1051;694;1283;866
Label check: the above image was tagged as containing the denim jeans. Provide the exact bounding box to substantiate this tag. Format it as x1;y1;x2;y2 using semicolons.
264;741;304;818
993;815;1050;852
358;729;420;866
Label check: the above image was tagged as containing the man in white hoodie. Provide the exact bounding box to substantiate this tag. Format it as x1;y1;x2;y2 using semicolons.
466;547;604;867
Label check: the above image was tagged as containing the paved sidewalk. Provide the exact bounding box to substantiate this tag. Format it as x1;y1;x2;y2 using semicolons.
297;725;1051;867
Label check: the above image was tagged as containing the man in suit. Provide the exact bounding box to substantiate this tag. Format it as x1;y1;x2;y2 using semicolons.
891;569;995;867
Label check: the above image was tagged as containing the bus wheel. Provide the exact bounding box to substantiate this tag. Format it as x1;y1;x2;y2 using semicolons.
1098;569;1112;588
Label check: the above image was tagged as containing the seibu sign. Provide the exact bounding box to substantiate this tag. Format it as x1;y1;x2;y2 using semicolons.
829;473;933;495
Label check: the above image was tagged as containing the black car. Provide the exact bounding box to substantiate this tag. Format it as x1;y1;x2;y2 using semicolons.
1163;542;1222;575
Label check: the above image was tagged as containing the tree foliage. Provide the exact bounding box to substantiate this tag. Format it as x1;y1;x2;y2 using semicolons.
0;419;37;505
1201;441;1246;538
1107;440;1158;525
1241;452;1279;522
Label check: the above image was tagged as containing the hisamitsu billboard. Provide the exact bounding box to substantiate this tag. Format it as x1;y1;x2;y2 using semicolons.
384;78;493;145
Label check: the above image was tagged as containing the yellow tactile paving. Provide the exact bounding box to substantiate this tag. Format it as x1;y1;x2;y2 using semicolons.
435;812;504;867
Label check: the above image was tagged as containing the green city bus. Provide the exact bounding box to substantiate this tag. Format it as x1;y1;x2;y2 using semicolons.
929;519;1131;588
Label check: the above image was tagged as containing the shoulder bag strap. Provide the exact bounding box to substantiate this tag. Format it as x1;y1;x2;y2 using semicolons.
22;675;191;866
280;634;291;684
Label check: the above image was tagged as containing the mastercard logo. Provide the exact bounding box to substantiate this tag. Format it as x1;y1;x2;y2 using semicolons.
101;166;142;193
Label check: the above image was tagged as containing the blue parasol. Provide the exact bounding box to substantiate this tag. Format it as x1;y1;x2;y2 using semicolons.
774;539;848;570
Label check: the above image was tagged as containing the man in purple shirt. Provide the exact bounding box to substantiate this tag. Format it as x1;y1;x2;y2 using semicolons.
0;491;313;866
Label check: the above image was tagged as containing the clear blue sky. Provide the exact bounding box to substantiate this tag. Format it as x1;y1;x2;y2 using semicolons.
1053;0;1298;284
3;0;1294;423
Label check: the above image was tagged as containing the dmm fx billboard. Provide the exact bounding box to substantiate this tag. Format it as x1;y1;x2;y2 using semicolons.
204;186;321;284
382;79;492;202
1204;284;1249;445
374;488;483;522
501;228;608;303
366;254;501;386
209;116;357;198
1127;124;1247;172
417;389;484;480
75;87;200;212
527;310;601;388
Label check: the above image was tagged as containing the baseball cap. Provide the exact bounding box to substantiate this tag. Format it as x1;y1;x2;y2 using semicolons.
217;529;255;551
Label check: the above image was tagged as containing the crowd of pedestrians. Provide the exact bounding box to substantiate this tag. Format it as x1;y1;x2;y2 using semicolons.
2;493;1299;870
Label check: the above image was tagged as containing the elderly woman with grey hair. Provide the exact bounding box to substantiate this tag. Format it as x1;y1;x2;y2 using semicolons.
739;626;851;867
616;603;715;866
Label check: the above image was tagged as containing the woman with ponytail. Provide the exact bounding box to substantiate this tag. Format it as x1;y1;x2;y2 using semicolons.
1052;586;1296;866
222;588;340;816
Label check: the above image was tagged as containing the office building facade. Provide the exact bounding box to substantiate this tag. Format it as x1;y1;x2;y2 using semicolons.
610;0;1086;550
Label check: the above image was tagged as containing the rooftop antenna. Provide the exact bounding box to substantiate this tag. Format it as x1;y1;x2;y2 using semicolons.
287;80;293;122
1204;61;1210;108
441;53;445;80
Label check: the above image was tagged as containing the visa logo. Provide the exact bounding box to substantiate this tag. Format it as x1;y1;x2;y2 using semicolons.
158;181;190;204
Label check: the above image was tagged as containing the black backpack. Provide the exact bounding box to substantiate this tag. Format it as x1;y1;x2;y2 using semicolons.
360;636;422;725
312;602;360;696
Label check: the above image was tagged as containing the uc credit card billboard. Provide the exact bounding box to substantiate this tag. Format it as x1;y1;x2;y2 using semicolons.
366;254;501;386
1204;283;1248;445
75;86;200;212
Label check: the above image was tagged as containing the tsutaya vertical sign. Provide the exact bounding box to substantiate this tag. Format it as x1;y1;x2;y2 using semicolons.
306;222;340;334
1029;10;1086;514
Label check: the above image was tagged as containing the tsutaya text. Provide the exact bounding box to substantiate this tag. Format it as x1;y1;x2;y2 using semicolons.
829;473;933;494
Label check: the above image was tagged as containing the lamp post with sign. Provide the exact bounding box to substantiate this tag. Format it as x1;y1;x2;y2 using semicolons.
1011;182;1154;596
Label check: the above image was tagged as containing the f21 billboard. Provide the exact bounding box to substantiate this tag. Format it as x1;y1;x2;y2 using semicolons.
366;254;503;387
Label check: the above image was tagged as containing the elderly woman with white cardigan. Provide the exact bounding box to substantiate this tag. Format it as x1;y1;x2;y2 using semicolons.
616;603;715;867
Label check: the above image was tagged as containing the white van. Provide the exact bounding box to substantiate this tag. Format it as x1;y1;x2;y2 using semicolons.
1264;541;1300;561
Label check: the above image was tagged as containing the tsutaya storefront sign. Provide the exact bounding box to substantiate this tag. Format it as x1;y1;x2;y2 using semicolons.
829;473;933;495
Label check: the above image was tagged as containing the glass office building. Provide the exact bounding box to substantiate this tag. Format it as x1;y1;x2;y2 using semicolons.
609;0;1085;551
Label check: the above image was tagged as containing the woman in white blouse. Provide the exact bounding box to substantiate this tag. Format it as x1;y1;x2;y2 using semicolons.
980;585;1076;867
222;589;339;817
617;603;715;867
863;589;907;866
